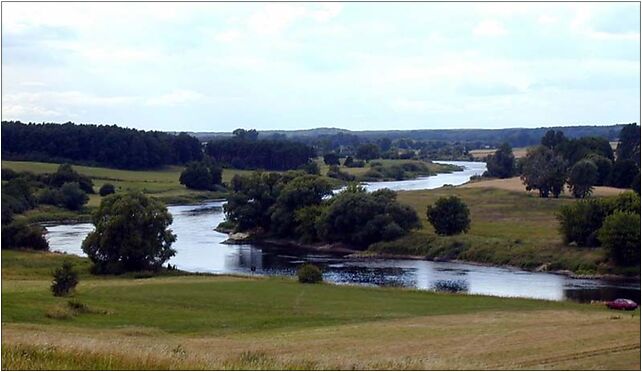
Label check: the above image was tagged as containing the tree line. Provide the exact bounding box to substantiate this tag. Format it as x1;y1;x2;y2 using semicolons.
2;121;203;169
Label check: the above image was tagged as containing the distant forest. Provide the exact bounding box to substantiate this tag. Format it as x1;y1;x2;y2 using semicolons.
1;121;203;169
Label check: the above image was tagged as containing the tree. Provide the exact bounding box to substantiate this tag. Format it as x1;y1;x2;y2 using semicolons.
356;143;381;161
49;164;94;194
541;130;567;149
616;123;640;167
598;212;640;266
426;196;470;235
59;182;89;210
485;143;515;178
99;183;116;196
557;199;608;247
609;159;638;188
51;261;79;296
1;219;49;250
299;161;320;175
179;160;222;190
520;146;567;198
567;160;598;198
323;153;340;166
297;263;323;283
587;155;613;186
82;192;176;273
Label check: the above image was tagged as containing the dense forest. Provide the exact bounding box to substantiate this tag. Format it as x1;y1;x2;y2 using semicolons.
205;136;314;171
1;121;203;169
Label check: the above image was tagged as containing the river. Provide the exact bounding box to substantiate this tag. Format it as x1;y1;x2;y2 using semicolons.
43;161;640;303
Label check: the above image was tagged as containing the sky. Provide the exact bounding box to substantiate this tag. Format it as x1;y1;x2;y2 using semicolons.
1;2;640;132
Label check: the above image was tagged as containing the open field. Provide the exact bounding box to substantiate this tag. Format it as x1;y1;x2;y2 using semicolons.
462;176;628;197
369;187;632;274
469;147;530;160
2;250;639;370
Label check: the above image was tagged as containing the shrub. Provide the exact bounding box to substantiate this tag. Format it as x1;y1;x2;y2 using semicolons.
557;199;607;247
82;192;176;273
48;164;94;194
1;219;49;250
37;188;63;205
299;161;320;175
179;160;223;191
297;263;323;283
426;196;470;235
99;183;116;196
51;261;79;296
598;212;641;266
567;159;598;198
59;182;89;210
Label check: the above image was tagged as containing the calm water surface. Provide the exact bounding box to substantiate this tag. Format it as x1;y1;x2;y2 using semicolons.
44;161;640;303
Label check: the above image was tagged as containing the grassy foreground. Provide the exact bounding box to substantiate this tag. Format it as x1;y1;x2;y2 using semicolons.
2;250;640;370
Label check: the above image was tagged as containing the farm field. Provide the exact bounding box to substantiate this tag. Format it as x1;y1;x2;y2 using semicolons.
2;250;640;370
462;176;627;197
469;147;530;160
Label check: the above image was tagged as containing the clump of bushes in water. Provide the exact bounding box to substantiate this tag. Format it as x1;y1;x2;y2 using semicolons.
224;172;420;249
51;261;79;296
297;264;323;284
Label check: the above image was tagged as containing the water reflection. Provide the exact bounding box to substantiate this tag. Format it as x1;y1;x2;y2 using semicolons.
43;161;640;303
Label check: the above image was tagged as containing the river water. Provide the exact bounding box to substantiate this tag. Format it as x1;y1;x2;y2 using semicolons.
44;161;640;303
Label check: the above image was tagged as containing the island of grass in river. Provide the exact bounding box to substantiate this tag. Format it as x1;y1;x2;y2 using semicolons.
2;249;640;370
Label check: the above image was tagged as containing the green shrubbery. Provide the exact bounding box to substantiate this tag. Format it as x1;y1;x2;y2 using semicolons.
297;263;323;283
179;159;223;191
99;183;116;196
1;219;49;251
598;212;640;266
51;261;79;296
426;196;471;236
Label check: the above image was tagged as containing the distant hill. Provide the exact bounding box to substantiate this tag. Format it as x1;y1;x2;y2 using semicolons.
187;124;630;148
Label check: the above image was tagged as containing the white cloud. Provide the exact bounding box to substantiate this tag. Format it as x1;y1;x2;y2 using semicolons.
247;4;307;35
311;3;342;22
145;90;205;106
473;20;507;37
3;91;138;107
538;15;558;26
569;4;640;41
214;29;242;43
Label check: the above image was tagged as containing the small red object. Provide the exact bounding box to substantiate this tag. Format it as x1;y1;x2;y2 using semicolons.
606;298;638;311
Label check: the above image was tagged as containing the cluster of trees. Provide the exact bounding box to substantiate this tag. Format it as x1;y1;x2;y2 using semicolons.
2;121;203;169
558;192;640;266
485;143;516;179
520;124;640;198
205;131;314;171
1;164;99;251
224;172;420;248
179;159;223;191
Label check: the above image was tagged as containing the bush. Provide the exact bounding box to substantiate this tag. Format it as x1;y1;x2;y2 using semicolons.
297;263;323;283
51;261;79;297
48;164;94;194
179;160;223;191
59;182;89;210
1;219;49;250
299;161;320;175
567;159;598;198
99;183;116;196
426;196;470;235
82;192;176;273
598;212;641;266
37;188;63;205
557;199;607;247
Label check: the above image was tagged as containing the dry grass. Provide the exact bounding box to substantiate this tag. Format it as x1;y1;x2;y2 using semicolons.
3;310;639;370
469;147;529;160
461;176;628;197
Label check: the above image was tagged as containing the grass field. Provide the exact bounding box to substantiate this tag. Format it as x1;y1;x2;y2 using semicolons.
2;250;639;370
462;176;627;197
469;147;530;160
368;187;629;274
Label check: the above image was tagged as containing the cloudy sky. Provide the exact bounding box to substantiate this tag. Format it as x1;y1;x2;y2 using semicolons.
2;2;640;131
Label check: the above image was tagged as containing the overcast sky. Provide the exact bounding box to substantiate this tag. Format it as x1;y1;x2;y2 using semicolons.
2;2;640;131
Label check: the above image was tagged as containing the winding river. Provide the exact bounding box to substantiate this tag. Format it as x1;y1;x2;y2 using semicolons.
44;161;640;303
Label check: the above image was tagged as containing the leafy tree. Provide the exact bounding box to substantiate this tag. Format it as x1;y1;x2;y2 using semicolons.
567;160;598;198
520;146;567;198
297;263;323;283
557;199;608;247
60;182;89;210
317;188;420;247
233;128;259;140
1;219;49;250
598;212;640;266
609;159;638;188
356;143;381;161
485;143;515;178
179;160;222;190
426;196;471;236
99;183;116;196
224;172;283;231
2;177;38;216
51;262;79;297
299;161;321;175
205;137;313;171
49;164;94;194
616;123;640;167
541;129;567;149
555;137;614;165
82;192;176;273
323;153;340;166
587;155;613;186
604;191;640;215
